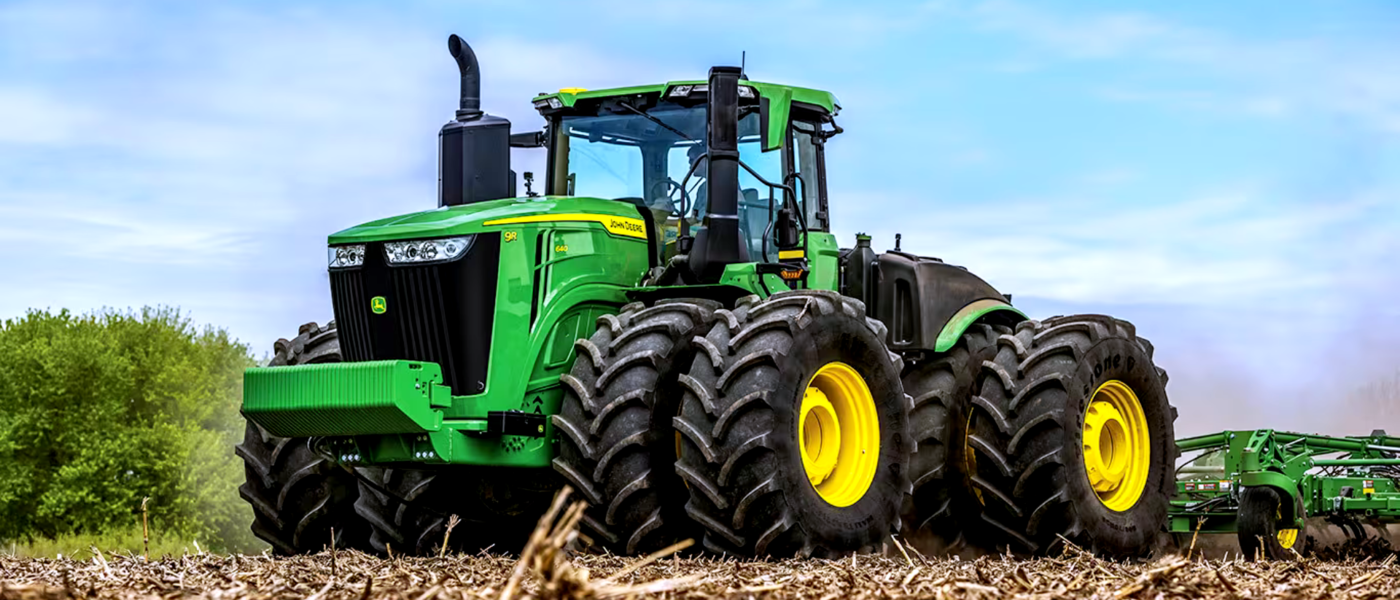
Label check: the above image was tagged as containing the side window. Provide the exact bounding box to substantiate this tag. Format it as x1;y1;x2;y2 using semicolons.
792;121;823;231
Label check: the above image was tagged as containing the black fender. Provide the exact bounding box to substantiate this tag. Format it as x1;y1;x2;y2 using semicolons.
872;251;1024;352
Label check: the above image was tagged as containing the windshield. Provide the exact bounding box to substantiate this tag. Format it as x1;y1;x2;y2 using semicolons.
556;103;785;259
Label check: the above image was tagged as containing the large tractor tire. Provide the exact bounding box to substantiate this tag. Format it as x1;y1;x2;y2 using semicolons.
674;290;912;557
900;322;1007;552
1238;486;1306;560
235;322;369;554
552;300;718;554
965;315;1176;557
355;467;555;556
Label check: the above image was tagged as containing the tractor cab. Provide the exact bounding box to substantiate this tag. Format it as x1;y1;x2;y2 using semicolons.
525;73;841;286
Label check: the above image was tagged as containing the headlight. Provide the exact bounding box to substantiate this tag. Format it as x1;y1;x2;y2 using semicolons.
384;235;475;265
328;244;365;268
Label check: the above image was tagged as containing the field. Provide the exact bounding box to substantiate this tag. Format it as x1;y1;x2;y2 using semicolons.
3;546;1400;599
4;498;1399;600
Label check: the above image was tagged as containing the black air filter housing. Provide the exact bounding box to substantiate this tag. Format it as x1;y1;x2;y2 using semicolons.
439;115;513;207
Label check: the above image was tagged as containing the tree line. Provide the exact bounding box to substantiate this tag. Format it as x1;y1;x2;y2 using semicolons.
0;308;260;552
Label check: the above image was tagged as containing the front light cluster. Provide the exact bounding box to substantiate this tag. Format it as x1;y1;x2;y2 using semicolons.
328;244;366;268
384;235;474;265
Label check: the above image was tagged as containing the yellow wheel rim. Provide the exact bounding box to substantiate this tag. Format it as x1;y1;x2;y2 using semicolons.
800;362;880;507
1276;505;1298;548
1082;380;1151;511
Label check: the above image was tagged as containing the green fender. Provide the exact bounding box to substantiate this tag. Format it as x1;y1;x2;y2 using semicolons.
1240;472;1304;529
933;299;1026;353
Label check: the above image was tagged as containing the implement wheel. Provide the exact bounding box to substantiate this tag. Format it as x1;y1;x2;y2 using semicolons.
965;315;1177;557
1238;486;1306;560
674;290;911;557
235;322;369;554
552;300;718;554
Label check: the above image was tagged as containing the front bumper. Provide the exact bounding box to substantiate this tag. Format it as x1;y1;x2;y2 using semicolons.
242;360;552;467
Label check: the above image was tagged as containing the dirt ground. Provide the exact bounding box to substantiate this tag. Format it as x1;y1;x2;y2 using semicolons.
5;499;1398;600
3;547;1400;600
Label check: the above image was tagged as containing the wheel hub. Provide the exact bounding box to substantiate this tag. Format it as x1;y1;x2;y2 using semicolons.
799;362;880;507
1082;380;1151;511
800;388;841;486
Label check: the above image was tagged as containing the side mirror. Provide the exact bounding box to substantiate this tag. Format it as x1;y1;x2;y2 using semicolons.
775;207;800;250
759;87;793;152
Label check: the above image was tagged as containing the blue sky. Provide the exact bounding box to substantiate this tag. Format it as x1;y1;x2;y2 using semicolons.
2;1;1398;433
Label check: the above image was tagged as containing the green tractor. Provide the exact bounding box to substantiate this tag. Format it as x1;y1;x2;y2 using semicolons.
238;35;1178;558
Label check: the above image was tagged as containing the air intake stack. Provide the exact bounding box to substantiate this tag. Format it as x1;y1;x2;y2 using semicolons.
686;65;746;282
438;34;513;207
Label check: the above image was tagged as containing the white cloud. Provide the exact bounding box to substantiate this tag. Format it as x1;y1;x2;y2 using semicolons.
0;88;104;145
830;182;1396;308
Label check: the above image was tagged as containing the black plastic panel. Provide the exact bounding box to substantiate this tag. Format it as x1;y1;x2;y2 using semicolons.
872;251;1010;352
329;233;501;393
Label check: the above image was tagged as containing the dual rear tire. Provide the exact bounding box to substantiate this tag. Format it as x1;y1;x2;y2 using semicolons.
963;315;1176;557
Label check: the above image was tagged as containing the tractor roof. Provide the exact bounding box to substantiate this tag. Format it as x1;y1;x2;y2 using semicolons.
532;79;840;115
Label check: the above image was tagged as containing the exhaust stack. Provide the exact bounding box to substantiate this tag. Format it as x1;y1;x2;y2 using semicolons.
438;34;513;207
448;34;482;119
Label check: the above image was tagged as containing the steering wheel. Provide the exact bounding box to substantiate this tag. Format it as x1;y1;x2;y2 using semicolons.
646;178;690;216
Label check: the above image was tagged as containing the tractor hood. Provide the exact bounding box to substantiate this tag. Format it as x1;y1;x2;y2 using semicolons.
327;196;645;244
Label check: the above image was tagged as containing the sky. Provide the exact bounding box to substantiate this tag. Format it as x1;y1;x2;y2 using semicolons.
1;0;1398;435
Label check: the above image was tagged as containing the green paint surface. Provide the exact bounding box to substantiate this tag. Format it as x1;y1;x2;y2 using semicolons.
1169;429;1400;534
327;196;645;245
934;300;1026;352
534;79;839;115
242;360;448;437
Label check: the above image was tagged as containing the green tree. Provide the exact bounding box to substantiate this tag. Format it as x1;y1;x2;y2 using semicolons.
0;307;259;551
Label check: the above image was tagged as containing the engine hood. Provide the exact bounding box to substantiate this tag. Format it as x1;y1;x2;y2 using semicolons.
327;196;644;244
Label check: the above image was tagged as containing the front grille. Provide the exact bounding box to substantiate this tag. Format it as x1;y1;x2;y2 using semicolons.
329;233;501;393
330;269;373;361
390;265;458;386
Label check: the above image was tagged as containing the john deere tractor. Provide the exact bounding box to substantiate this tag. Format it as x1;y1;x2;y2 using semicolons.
238;35;1178;558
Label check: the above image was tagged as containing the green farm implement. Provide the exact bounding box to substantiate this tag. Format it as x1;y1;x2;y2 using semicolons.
1171;429;1400;559
237;34;1179;559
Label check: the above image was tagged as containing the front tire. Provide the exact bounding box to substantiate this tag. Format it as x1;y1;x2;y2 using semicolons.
354;467;554;556
235;322;368;554
965;315;1176;557
674;291;912;557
